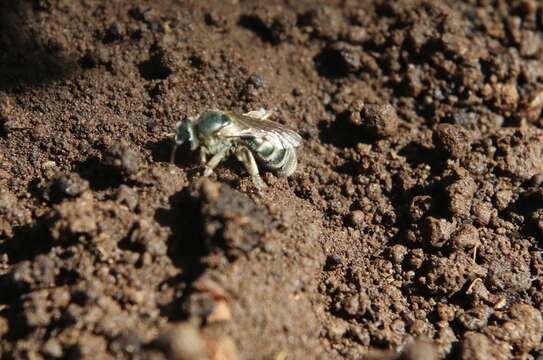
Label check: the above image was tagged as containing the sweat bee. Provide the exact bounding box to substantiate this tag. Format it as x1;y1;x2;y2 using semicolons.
171;108;302;189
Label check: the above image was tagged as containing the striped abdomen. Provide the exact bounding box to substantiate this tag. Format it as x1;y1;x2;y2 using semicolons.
247;138;298;177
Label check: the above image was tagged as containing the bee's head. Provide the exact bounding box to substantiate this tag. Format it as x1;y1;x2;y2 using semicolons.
174;118;198;150
196;111;231;137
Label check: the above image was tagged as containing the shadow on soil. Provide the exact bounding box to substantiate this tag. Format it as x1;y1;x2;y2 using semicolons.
74;156;124;191
0;217;53;266
0;217;56;340
398;141;446;175
154;187;208;320
146;138;200;166
507;188;543;240
318;111;373;149
0;1;77;92
238;14;280;45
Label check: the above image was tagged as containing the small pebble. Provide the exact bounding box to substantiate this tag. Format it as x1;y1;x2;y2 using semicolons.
530;173;543;187
472;201;493;226
450;224;480;251
389;244;407;264
325;254;342;269
248;74;265;89
347;210;365;226
494;189;513;210
42;339;63;358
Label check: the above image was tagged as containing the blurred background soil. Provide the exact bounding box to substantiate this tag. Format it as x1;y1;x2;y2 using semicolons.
0;0;543;359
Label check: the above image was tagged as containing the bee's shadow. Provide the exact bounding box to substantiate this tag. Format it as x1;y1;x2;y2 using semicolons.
146;138;252;189
145;138;198;166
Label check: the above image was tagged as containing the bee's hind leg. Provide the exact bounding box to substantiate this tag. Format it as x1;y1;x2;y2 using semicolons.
244;108;272;120
235;147;267;189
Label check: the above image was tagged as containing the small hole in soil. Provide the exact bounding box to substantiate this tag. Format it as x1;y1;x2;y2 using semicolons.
138;53;172;80
238;15;277;45
314;47;352;78
398;141;446;175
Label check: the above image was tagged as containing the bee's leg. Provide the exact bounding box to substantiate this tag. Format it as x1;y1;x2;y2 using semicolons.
235;146;266;189
170;143;179;164
199;147;207;164
244;108;272;120
203;150;227;177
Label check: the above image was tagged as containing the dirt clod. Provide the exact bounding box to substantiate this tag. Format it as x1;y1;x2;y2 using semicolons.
484;304;543;353
450;224;480;251
433;124;472;158
359;103;399;138
493;189;513;210
347;210;366;226
115;184;139;210
45;172;90;202
397;340;437;360
424;254;486;295
155;322;208;360
447;176;477;218
422;217;456;248
460;332;510;360
103;142;142;177
495;128;543;180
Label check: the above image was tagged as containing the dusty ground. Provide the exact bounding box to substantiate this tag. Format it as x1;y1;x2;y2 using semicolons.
1;0;543;359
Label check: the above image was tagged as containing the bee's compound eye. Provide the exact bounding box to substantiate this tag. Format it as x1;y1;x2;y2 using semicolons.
219;114;230;125
175;121;193;144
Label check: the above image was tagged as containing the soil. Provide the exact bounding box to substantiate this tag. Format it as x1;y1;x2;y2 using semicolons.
1;0;543;359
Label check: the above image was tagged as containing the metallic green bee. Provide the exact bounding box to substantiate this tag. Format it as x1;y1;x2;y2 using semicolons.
172;108;302;189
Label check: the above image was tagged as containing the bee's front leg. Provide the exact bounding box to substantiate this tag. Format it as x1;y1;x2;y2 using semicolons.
199;147;207;164
235;146;267;189
170;143;179;164
203;150;227;177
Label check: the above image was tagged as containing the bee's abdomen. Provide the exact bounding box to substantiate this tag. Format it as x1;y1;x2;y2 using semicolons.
273;147;298;177
251;139;298;177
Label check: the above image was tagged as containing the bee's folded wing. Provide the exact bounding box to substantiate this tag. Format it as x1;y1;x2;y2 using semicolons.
227;114;302;149
237;128;302;149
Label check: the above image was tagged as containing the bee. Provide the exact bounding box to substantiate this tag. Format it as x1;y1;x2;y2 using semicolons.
171;108;302;189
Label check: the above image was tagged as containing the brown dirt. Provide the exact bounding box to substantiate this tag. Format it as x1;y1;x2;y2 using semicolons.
1;0;543;359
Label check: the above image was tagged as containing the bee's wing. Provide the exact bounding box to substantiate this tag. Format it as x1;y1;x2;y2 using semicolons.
223;112;302;149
